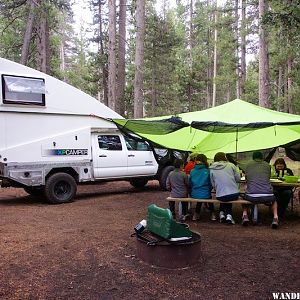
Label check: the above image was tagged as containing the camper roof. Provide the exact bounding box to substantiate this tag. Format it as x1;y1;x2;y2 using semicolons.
0;58;122;120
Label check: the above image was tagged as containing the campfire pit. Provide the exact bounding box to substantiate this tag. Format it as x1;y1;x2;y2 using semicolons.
135;230;202;269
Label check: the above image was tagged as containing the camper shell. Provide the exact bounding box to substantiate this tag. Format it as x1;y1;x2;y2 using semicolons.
0;58;177;203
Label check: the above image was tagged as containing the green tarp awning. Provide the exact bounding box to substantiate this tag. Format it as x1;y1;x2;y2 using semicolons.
113;99;300;158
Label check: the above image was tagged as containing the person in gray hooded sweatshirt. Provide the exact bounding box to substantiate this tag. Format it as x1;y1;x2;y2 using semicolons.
210;152;240;224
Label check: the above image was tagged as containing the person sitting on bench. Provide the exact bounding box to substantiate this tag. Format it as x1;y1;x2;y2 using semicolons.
272;158;294;219
243;151;279;229
184;153;197;175
209;152;241;225
166;159;189;221
189;154;216;221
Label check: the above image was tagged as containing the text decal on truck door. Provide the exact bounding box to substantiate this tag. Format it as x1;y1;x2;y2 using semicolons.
44;149;88;156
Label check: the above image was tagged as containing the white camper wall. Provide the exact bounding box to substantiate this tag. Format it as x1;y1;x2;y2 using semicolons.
0;114;5;150
0;113;117;163
0;58;124;164
1;125;92;163
0;58;123;119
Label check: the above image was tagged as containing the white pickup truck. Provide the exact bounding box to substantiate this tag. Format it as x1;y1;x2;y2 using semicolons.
0;58;178;203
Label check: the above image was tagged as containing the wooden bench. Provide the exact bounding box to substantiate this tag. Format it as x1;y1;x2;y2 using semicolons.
166;197;259;222
166;197;252;205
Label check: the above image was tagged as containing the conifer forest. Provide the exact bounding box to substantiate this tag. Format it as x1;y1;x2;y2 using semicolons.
1;0;300;117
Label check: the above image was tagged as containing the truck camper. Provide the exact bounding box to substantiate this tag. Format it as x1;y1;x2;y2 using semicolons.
0;58;176;203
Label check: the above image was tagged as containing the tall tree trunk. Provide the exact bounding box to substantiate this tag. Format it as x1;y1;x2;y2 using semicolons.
133;0;146;118
258;0;270;107
277;65;283;110
36;7;50;74
276;65;283;110
287;57;293;113
277;65;283;99
286;24;294;114
59;11;66;80
240;0;246;97
151;62;157;113
212;4;218;107
206;0;212;108
226;84;231;102
60;40;66;81
108;0;117;110
188;0;193;111
151;45;157;113
20;0;36;65
98;1;108;106
235;0;241;99
162;0;167;20
116;0;127;116
283;65;288;112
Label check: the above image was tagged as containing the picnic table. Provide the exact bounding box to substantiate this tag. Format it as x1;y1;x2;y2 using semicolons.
240;178;300;212
270;179;300;212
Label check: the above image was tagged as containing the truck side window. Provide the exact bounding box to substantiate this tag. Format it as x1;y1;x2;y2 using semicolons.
124;136;150;151
2;75;45;106
98;135;122;151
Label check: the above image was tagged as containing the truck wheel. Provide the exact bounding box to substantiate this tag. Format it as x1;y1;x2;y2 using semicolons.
129;178;149;189
45;173;77;204
159;165;175;190
24;186;44;197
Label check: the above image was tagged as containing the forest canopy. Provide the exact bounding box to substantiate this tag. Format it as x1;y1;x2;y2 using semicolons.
0;0;299;117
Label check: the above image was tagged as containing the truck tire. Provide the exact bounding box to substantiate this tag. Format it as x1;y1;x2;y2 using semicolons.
23;186;44;197
129;178;149;189
45;173;77;204
159;165;175;190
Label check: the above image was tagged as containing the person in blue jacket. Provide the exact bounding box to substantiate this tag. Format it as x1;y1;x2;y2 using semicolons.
189;154;216;221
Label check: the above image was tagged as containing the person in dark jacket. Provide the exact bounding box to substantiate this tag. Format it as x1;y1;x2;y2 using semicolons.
190;154;216;221
273;158;294;218
166;159;189;221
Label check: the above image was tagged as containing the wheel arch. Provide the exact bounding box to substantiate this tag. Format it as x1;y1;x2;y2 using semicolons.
45;167;79;182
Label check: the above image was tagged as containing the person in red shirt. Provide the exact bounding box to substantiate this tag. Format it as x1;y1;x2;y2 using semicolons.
184;153;197;175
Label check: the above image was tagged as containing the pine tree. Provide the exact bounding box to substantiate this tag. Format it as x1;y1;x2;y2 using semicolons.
133;0;146;118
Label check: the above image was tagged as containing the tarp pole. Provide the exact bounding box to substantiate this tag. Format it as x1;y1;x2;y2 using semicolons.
235;128;238;160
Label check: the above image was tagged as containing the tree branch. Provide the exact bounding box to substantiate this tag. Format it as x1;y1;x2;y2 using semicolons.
0;14;23;37
0;0;27;10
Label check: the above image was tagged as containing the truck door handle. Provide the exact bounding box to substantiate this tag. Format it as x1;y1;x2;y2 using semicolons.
128;154;135;157
99;154;107;157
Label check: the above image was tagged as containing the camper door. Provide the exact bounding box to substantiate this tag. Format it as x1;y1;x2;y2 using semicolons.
92;133;127;178
124;136;157;176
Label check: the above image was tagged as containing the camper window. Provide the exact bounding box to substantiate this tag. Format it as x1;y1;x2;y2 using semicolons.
98;135;122;151
2;75;45;106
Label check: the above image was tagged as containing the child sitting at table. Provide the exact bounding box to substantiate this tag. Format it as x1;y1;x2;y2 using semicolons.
189;154;216;221
272;158;294;219
166;159;189;221
184;153;197;175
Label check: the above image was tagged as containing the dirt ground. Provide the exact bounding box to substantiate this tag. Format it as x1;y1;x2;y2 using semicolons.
0;181;299;300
